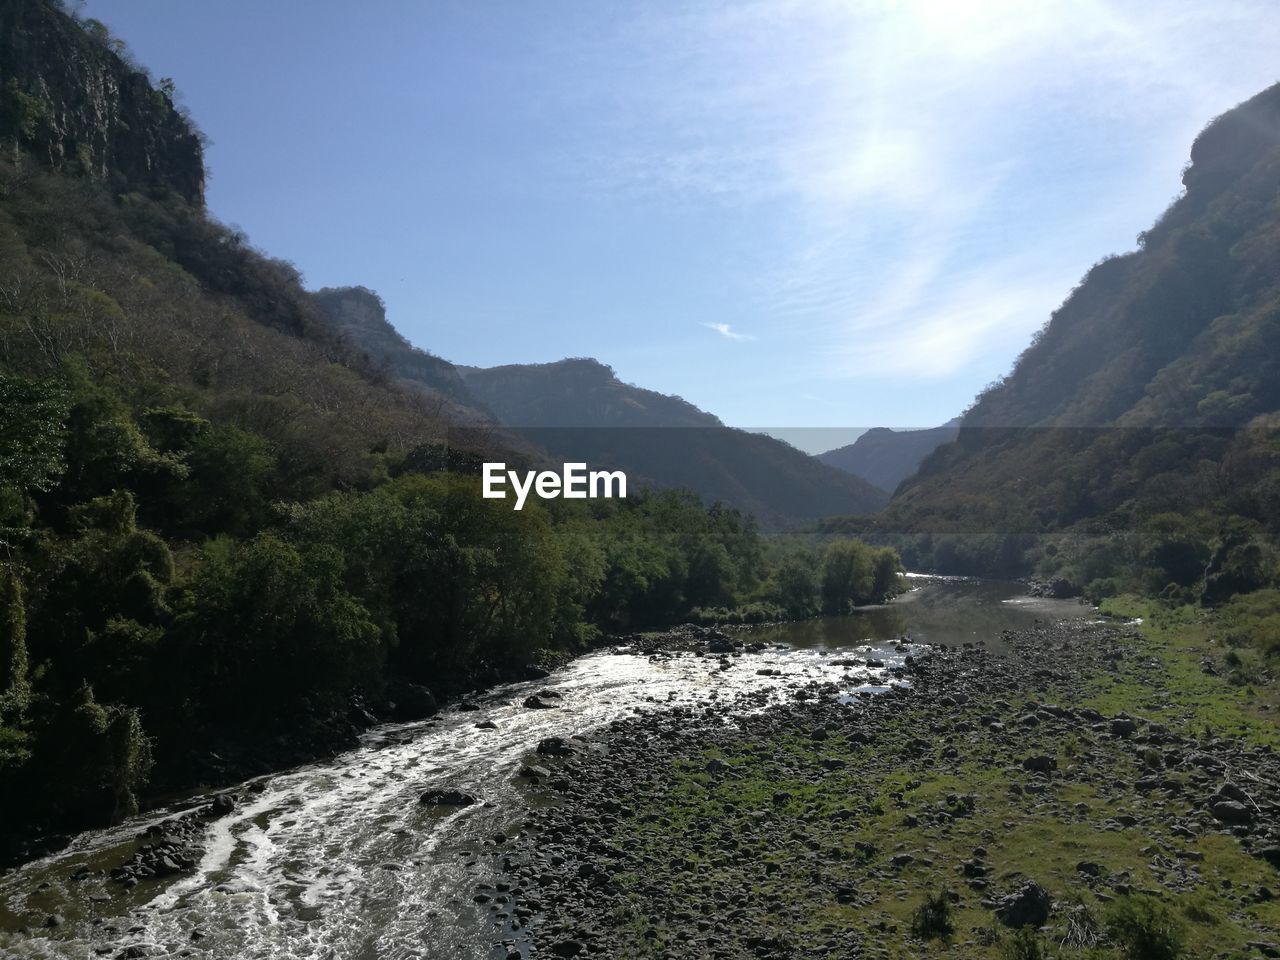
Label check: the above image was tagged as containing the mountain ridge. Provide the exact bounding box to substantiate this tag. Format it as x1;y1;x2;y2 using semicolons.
861;83;1280;593
817;419;961;495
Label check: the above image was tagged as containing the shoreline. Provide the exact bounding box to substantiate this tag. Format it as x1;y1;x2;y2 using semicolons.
484;616;1280;959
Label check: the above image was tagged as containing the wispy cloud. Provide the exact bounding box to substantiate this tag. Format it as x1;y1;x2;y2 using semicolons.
554;0;1280;388
703;321;755;342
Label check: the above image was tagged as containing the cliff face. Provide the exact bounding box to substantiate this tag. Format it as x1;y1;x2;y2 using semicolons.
0;0;204;204
310;286;480;409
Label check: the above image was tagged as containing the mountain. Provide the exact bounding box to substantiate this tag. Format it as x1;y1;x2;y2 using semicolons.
817;420;960;495
310;286;481;415
458;358;722;429
866;83;1280;594
0;0;203;203
459;359;888;528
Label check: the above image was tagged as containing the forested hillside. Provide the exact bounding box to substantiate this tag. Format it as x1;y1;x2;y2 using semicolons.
855;84;1280;602
0;0;899;858
460;358;889;528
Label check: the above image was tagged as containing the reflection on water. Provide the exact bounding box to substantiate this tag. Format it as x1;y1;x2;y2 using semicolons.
751;577;1086;651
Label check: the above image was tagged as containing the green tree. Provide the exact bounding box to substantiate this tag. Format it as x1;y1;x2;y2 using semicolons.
0;372;69;496
180;534;382;719
821;538;874;614
39;684;152;823
0;565;30;722
770;551;819;618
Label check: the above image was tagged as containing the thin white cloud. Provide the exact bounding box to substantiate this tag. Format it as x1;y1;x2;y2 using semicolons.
553;0;1280;388
703;321;755;341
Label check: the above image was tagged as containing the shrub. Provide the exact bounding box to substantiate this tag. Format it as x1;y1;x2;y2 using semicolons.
1001;928;1046;960
1179;892;1221;926
910;888;955;941
1104;895;1186;960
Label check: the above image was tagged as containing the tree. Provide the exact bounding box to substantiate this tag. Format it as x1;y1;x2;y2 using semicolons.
771;551;819;618
0;372;69;495
821;539;875;614
0;565;30;722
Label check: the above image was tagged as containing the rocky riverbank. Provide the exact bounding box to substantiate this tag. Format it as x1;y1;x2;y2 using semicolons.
483;617;1280;959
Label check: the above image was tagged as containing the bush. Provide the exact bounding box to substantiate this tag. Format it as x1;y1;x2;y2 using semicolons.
1220;588;1280;657
1001;928;1046;960
910;888;955;941
1104;895;1186;960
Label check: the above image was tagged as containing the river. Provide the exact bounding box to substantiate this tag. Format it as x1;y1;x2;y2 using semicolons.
0;577;1086;959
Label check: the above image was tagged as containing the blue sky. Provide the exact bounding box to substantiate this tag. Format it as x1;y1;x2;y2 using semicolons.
84;0;1280;449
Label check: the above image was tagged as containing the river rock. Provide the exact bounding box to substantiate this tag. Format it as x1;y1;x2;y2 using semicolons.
537;737;575;756
387;681;439;720
419;789;478;807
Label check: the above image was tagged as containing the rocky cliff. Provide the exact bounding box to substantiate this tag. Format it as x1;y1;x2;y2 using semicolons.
310;286;480;410
0;0;204;204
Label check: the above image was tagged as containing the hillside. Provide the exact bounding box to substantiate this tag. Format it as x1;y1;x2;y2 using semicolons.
869;83;1280;595
310;286;483;415
460;359;889;527
817;420;960;495
0;0;895;856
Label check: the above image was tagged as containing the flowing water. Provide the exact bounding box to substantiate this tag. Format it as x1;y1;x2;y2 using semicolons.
0;578;1085;959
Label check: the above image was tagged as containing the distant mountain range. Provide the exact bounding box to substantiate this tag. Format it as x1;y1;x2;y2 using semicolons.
460;359;888;528
817;421;960;495
304;298;888;527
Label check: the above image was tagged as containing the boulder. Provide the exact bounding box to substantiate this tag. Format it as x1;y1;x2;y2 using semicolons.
1211;800;1255;825
1022;755;1056;774
207;793;236;818
993;880;1052;928
387;681;439;721
1109;717;1138;738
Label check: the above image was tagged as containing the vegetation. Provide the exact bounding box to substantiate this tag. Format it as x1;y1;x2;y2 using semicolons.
1104;896;1187;960
0;146;901;850
909;889;955;941
1001;929;1047;960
